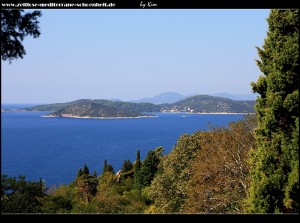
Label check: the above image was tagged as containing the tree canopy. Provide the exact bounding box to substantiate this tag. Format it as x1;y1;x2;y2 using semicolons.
1;175;47;213
1;9;41;62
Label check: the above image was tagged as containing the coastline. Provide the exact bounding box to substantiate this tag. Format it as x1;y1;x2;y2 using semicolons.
41;114;158;119
41;112;254;119
2;109;255;116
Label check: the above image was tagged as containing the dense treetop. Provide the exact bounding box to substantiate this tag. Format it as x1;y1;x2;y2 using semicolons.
1;9;41;62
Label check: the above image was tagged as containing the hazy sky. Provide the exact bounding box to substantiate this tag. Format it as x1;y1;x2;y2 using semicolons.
1;9;270;103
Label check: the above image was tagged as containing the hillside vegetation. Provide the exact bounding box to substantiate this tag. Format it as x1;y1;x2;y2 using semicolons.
161;95;255;113
46;102;143;118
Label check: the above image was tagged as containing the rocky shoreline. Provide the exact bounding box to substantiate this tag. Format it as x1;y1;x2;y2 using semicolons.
41;114;158;119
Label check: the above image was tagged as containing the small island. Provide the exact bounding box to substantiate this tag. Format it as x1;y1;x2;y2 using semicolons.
42;102;156;119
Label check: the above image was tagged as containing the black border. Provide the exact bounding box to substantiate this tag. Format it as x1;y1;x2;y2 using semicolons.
1;0;299;9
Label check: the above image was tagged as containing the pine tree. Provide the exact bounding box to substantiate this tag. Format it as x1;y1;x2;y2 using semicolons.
246;9;299;213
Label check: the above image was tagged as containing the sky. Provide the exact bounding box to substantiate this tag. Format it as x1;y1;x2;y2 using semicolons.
1;9;270;104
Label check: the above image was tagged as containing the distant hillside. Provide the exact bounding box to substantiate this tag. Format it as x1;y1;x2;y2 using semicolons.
161;95;255;113
44;102;146;118
130;92;257;104
130;92;187;104
210;93;258;101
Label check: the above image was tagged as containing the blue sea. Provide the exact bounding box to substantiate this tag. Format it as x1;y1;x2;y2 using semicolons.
1;104;245;188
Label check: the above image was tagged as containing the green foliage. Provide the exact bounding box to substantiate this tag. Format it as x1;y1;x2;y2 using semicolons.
120;160;134;181
91;171;144;213
134;149;142;190
246;9;299;213
1;174;47;213
139;146;164;189
103;159;107;173
1;9;42;62
82;163;89;175
76;164;98;204
41;184;76;213
147;133;203;213
77;168;83;177
121;160;133;173
103;159;115;174
41;195;72;213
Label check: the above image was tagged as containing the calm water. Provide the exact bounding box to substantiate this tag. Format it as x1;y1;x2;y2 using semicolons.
1;104;245;188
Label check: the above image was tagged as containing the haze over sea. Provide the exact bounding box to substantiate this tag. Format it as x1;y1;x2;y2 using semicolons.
1;104;245;188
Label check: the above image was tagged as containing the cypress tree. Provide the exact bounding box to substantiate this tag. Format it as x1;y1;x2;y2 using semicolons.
120;160;134;180
134;149;142;190
103;159;108;174
246;9;299;213
77;168;83;177
106;164;115;174
82;163;90;175
121;160;133;173
140;146;164;188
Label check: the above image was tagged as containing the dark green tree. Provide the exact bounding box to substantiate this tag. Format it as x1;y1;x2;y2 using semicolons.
106;164;115;174
77;168;83;177
140;146;164;188
1;174;47;213
82;163;90;175
121;160;133;173
120;159;134;180
246;9;299;213
1;9;42;62
102;159;115;174
134;149;142;190
103;159;108;174
42;195;72;213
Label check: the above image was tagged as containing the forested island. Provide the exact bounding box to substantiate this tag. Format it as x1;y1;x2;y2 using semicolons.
3;95;256;119
42;102;156;119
